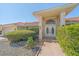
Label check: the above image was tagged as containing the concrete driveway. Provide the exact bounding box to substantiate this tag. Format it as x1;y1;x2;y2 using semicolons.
0;36;7;40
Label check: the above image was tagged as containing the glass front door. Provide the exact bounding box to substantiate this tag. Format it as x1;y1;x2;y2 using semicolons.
45;24;55;37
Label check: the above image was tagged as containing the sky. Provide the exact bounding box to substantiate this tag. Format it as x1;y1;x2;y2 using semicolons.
0;3;79;24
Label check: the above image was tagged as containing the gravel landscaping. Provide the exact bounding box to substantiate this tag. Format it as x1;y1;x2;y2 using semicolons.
0;37;35;56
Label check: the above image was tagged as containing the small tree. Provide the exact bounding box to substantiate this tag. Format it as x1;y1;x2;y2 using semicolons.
27;36;35;49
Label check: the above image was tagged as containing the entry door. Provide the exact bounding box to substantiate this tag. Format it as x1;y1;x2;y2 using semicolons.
45;24;56;37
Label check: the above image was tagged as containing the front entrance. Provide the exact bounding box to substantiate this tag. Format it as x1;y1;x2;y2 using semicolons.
45;24;56;37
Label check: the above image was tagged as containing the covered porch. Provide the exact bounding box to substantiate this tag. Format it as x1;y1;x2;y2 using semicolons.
33;4;78;40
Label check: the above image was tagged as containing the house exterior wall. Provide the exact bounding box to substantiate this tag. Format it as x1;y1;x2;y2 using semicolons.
38;12;66;39
60;12;65;26
33;4;78;40
40;16;60;38
65;21;79;25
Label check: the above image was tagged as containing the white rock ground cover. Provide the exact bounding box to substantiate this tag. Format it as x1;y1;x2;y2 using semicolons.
0;37;34;56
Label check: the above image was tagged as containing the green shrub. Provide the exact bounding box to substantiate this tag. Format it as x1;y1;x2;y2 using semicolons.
56;24;79;56
5;30;36;43
28;26;39;40
17;26;39;40
28;26;39;34
27;36;35;48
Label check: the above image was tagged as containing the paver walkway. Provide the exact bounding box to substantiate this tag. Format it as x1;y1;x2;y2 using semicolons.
38;41;64;56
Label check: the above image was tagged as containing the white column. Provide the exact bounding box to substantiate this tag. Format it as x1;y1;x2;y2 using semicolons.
36;16;43;40
60;12;65;26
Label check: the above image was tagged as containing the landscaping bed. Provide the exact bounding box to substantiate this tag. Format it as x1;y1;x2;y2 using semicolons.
4;30;40;56
56;24;79;56
0;40;34;56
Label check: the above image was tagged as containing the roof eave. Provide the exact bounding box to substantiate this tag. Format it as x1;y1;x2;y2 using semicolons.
33;4;78;17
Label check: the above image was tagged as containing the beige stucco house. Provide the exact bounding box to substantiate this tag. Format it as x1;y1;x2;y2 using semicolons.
0;4;79;40
33;4;78;40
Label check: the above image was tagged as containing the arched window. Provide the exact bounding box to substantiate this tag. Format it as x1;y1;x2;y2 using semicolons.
46;19;55;24
52;27;54;34
46;27;49;34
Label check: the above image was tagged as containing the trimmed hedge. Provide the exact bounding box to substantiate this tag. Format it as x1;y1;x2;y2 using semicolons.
56;24;79;56
5;30;36;43
28;26;39;34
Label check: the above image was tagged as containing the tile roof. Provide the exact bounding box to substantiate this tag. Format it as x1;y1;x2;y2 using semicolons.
65;17;79;22
15;22;39;26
